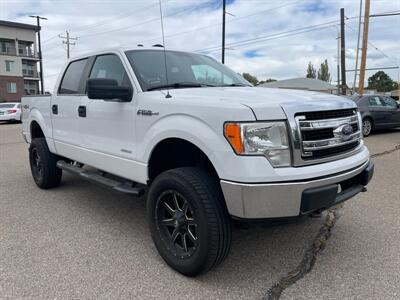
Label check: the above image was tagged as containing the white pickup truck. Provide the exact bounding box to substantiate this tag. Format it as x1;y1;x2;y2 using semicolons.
22;47;374;276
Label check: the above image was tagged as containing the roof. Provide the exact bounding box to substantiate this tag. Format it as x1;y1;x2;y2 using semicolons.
259;77;337;91
0;20;40;31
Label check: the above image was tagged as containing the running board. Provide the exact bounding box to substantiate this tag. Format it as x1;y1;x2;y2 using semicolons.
56;160;146;197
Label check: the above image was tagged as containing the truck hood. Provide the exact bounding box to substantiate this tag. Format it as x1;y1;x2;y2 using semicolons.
163;87;356;120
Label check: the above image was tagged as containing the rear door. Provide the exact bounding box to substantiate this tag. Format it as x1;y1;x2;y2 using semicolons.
51;58;91;158
383;96;400;126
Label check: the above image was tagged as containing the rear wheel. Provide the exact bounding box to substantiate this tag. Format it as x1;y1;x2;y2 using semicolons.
147;167;231;276
362;118;373;137
29;138;62;189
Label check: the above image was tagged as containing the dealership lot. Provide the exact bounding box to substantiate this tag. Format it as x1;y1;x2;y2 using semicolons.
1;123;399;299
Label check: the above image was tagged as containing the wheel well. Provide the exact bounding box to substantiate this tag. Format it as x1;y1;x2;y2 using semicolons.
148;138;219;183
31;121;45;139
363;116;374;126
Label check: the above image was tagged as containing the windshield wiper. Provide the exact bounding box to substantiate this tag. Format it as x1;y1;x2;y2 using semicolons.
221;83;249;87
147;82;203;91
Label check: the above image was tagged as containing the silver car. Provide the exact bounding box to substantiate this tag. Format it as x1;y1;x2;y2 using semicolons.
0;103;22;123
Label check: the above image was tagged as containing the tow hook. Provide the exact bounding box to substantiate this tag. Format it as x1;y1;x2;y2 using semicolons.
362;186;367;192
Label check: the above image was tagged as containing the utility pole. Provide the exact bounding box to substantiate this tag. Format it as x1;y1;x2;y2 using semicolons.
221;0;226;64
337;29;341;95
353;0;363;93
358;0;370;95
340;8;347;95
30;15;47;95
58;30;78;59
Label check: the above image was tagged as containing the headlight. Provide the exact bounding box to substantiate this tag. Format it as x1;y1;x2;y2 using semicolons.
224;121;291;167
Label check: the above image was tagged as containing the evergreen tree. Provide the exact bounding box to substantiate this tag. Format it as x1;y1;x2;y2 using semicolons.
306;62;317;79
317;59;331;82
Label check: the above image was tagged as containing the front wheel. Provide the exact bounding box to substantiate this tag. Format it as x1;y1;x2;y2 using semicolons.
147;167;232;276
362;118;373;137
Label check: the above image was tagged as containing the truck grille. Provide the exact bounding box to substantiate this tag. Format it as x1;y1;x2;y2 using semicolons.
295;109;361;161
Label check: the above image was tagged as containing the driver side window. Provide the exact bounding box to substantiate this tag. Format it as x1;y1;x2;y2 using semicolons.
89;54;131;88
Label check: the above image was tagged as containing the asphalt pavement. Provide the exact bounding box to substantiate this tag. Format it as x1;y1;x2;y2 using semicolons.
1;123;399;299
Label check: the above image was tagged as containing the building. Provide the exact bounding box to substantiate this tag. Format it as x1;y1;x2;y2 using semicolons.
0;20;41;102
258;77;338;94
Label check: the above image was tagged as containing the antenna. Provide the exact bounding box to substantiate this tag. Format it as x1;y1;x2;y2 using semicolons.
158;0;171;98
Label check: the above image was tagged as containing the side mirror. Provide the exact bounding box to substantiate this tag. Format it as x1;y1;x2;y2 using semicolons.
87;78;132;102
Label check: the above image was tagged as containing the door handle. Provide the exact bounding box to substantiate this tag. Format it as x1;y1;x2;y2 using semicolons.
52;104;58;115
78;106;86;117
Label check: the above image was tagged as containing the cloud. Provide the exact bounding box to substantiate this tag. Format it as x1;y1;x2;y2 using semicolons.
1;0;398;91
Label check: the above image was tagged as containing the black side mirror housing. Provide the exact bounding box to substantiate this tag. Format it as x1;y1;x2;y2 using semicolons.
87;78;132;102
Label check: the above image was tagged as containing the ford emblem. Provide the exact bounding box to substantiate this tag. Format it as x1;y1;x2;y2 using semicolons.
333;124;353;140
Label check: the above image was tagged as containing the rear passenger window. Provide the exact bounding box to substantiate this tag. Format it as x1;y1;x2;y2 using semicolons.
59;59;88;94
89;54;130;87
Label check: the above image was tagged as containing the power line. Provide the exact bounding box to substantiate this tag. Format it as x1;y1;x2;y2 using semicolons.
345;22;399;65
77;2;204;39
195;20;340;52
194;9;396;54
136;0;305;45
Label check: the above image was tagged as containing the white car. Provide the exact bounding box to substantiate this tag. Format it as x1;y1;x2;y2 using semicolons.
0;102;22;122
21;47;374;276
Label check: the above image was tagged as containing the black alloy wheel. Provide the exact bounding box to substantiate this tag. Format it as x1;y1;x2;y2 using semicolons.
147;167;232;276
155;190;198;257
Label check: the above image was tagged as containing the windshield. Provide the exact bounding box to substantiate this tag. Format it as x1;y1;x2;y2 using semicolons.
125;50;250;91
0;104;16;109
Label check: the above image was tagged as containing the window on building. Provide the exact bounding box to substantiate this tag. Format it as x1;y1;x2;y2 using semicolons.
6;82;17;94
5;60;15;72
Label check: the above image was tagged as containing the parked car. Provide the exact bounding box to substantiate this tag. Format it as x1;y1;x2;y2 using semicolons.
351;94;400;136
0;102;22;123
21;47;374;276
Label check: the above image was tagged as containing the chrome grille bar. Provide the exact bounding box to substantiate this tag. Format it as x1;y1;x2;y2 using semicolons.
299;115;359;130
302;132;361;151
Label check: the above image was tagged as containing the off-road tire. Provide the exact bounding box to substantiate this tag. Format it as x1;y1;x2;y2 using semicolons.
29;138;62;189
147;167;232;276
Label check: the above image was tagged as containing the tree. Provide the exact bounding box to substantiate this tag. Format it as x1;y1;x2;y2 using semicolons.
242;73;258;85
317;59;331;82
367;71;398;92
306;62;316;79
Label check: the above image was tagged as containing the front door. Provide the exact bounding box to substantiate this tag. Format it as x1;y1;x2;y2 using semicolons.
78;53;139;181
367;96;392;128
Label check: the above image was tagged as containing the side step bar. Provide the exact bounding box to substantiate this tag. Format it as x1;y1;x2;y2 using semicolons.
57;160;146;197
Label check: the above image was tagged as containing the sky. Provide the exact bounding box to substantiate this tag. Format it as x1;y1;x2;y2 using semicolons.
1;0;399;92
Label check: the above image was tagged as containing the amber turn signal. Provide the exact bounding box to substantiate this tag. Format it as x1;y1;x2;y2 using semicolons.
224;123;244;154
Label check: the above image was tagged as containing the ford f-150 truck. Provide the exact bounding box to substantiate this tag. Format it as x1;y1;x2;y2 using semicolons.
22;47;374;276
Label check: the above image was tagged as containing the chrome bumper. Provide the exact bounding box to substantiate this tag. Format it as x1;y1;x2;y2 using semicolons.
220;159;373;219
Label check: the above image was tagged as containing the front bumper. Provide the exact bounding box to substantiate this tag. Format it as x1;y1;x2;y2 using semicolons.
221;159;374;219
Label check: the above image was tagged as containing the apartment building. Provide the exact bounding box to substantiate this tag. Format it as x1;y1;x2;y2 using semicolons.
0;20;41;102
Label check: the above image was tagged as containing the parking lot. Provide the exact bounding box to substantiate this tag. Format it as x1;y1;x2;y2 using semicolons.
1;123;399;299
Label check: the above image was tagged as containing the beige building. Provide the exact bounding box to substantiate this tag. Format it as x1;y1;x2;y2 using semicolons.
258;77;338;94
0;20;41;102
